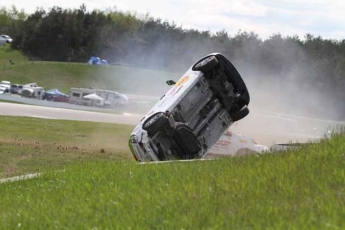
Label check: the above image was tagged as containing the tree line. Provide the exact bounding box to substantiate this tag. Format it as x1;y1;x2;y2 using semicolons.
1;5;345;119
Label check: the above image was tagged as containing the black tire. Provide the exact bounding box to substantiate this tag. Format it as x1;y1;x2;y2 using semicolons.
193;56;219;73
142;112;167;136
230;106;249;122
236;93;250;107
216;53;250;105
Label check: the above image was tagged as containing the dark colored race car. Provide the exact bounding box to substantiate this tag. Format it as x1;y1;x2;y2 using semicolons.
129;53;250;162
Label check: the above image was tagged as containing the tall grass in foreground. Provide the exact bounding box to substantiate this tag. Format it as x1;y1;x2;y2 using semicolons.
1;133;345;229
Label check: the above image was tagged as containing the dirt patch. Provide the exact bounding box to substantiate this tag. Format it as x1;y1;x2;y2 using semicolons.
18;155;31;160
73;134;88;138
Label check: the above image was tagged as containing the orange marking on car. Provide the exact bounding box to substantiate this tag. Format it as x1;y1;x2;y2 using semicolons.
175;76;190;87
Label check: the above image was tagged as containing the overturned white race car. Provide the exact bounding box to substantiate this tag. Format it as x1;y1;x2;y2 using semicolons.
129;53;266;162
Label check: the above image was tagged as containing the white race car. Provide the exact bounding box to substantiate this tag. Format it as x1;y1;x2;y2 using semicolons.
128;53;259;162
205;129;268;158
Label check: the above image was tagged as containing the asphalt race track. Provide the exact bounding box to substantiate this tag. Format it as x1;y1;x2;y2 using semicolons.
0;102;143;125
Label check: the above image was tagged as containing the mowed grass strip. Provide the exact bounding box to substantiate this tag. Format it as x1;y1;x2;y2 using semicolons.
1;119;345;229
0;45;28;66
0;116;135;178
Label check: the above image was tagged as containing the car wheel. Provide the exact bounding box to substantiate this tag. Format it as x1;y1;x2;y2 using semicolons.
142;112;167;136
236;92;250;107
230;106;249;122
193;56;219;73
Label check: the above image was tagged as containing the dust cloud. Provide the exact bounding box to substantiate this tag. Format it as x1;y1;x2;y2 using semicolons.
104;34;344;146
232;41;344;146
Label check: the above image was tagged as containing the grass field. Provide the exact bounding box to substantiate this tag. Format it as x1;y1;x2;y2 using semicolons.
0;116;135;178
1;45;345;229
0;44;28;65
0;44;178;96
1;116;345;229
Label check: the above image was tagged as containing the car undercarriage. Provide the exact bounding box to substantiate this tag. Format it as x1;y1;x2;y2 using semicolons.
129;53;251;162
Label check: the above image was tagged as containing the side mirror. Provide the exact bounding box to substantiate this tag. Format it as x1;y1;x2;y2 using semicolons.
166;80;176;86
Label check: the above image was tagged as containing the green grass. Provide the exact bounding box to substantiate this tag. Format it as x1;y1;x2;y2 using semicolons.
1;117;345;229
1;47;345;229
0;44;28;65
0;45;178;95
